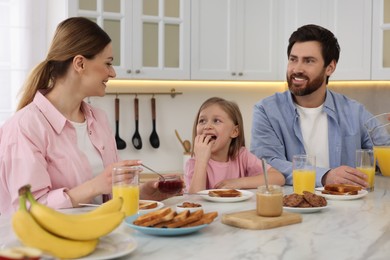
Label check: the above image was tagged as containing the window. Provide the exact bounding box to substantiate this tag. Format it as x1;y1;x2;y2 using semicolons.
0;0;47;125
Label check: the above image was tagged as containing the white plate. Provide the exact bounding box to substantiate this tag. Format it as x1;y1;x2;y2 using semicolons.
139;200;164;215
197;189;254;202
283;205;329;213
315;188;368;200
77;232;137;260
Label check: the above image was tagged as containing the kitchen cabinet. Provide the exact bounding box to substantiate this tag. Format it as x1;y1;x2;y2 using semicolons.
372;0;390;80
191;0;281;80
192;0;374;81
280;0;372;80
57;0;190;79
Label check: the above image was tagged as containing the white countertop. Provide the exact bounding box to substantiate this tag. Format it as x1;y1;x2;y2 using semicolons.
1;176;390;260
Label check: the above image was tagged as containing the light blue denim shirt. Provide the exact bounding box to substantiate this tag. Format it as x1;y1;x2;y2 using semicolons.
250;89;374;186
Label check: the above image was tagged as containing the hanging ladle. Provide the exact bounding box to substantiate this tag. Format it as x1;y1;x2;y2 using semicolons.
132;96;142;150
149;96;160;148
115;95;126;150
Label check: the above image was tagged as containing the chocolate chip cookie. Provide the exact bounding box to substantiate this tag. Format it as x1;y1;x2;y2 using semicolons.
303;191;327;207
283;193;304;207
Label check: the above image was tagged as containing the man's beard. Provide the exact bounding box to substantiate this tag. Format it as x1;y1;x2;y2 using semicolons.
287;70;326;96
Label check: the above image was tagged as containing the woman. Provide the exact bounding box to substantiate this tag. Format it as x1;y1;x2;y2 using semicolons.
0;17;170;216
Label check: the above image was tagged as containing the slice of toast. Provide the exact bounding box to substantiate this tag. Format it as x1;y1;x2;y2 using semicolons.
139;201;158;210
133;207;172;226
323;184;362;194
321;189;359;196
166;209;204;228
154;210;190;228
182;212;218;227
208;189;242;197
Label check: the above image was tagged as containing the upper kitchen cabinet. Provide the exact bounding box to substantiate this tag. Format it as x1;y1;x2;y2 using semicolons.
281;0;372;80
372;0;390;80
66;0;190;79
191;0;281;80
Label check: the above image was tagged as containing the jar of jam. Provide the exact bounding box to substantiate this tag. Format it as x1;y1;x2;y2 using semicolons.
158;175;184;194
256;185;283;217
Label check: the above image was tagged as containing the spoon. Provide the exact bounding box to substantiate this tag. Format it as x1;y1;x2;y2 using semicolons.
141;164;165;180
149;97;160;148
115;96;126;150
261;158;270;193
131;96;142;150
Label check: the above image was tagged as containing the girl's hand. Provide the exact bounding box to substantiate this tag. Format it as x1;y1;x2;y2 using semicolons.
193;134;214;163
214;179;241;189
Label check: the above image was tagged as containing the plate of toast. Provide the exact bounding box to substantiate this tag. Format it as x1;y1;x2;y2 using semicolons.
125;207;218;236
315;184;368;200
197;189;254;202
139;200;164;215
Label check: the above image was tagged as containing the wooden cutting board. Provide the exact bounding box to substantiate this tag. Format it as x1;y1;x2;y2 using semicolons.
222;210;302;230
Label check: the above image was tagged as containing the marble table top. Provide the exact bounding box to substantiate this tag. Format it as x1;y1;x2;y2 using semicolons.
1;176;390;260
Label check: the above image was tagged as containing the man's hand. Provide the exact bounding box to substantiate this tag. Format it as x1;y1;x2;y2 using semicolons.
323;165;368;187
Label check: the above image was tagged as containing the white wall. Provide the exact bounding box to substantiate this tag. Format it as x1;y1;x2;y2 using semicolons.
90;81;390;174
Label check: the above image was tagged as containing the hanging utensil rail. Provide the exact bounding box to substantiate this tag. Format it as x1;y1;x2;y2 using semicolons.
106;88;182;98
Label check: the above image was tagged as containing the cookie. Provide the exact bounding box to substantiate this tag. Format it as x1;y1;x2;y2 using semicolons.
297;199;312;208
283;193;304;207
303;191;327;207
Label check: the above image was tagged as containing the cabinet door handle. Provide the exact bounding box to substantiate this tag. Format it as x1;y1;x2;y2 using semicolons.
126;69;132;74
238;72;243;76
231;72;236;76
135;70;141;74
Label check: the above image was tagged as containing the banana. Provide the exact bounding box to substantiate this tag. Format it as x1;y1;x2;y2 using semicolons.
25;189;125;241
83;197;123;217
12;193;98;259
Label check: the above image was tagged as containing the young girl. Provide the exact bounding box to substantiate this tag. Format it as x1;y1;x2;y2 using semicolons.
184;97;285;193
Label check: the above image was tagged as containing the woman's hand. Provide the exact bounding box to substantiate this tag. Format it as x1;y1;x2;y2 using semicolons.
94;160;142;195
140;181;176;201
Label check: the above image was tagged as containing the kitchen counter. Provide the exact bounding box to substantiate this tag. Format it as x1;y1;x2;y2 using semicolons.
1;176;390;260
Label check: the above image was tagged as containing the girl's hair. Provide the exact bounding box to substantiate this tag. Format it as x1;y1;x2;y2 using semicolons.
17;17;111;110
191;97;245;160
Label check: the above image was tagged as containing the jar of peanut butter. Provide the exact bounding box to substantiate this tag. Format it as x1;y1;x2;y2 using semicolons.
256;185;283;217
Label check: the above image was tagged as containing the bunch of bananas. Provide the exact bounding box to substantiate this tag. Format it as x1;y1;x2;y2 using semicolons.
12;185;125;259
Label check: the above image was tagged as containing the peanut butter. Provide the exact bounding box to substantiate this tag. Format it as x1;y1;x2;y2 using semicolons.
256;185;283;217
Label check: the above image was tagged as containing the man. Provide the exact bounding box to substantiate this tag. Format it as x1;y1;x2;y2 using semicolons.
250;24;372;187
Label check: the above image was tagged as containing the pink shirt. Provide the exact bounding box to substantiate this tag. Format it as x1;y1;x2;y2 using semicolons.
0;91;118;216
184;147;271;190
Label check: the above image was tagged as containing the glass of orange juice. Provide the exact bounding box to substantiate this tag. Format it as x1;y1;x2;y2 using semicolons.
112;166;142;216
356;149;375;192
365;113;390;177
292;154;316;194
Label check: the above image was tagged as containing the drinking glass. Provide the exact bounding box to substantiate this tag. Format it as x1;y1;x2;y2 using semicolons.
356;149;375;191
112;166;142;216
292;154;316;194
365;113;390;177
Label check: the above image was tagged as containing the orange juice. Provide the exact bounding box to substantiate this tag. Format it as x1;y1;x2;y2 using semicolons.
293;169;315;194
112;185;139;216
374;146;390;176
357;167;375;191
